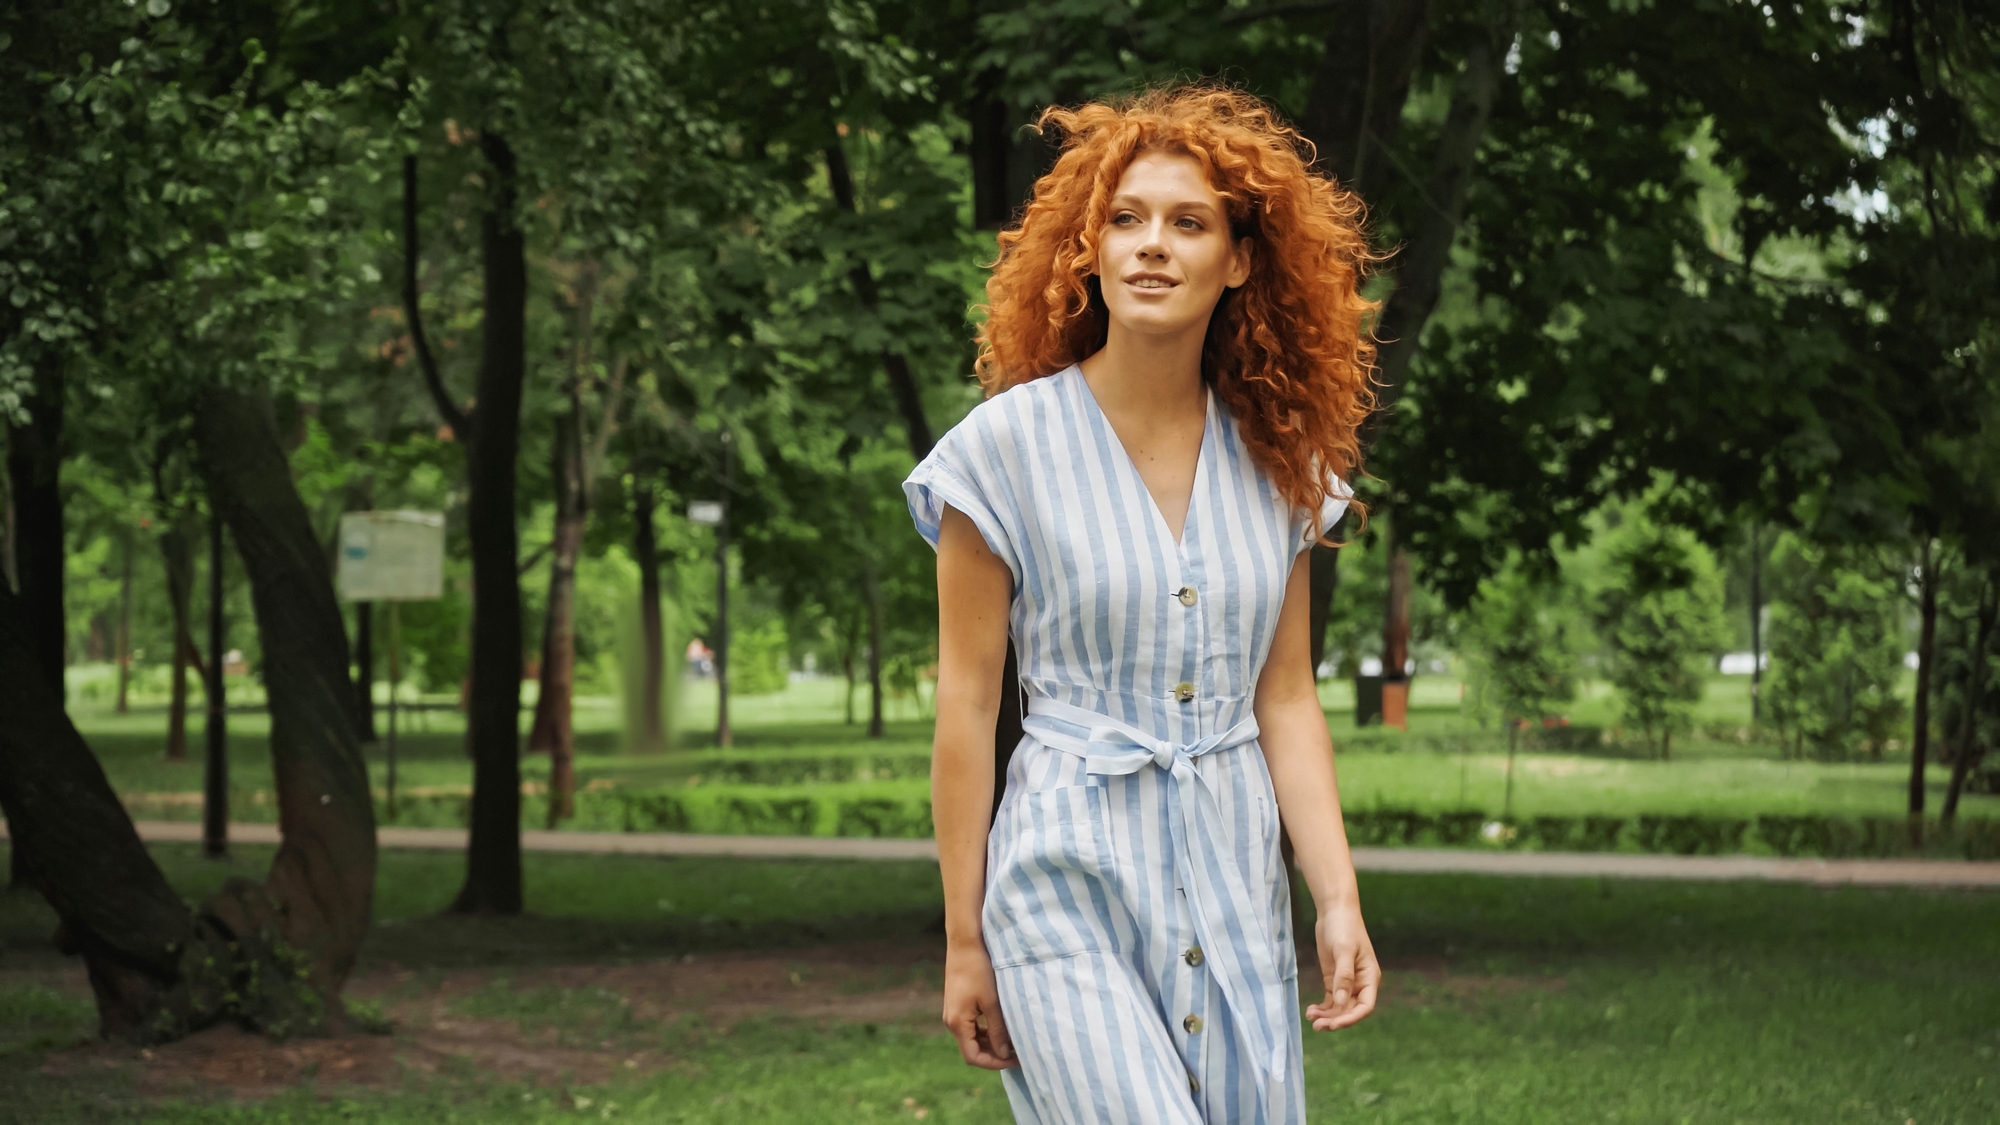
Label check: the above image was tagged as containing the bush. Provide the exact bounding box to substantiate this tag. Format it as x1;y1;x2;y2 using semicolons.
1460;565;1579;740
729;619;791;697
1592;518;1728;759
1764;536;1909;759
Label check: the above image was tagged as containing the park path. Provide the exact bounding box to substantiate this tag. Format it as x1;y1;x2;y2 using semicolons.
92;821;2000;889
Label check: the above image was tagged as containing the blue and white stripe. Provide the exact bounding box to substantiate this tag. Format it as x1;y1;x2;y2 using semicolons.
907;365;1346;1124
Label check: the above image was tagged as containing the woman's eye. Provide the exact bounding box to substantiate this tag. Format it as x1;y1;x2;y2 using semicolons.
1177;217;1202;230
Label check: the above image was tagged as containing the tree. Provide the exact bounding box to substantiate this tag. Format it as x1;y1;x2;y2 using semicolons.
0;9;386;1034
1463;564;1578;743
1762;536;1910;761
1592;516;1727;759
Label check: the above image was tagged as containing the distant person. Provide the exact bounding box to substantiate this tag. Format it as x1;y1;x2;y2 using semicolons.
907;86;1381;1123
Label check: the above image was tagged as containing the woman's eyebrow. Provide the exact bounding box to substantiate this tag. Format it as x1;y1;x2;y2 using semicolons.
1107;194;1224;215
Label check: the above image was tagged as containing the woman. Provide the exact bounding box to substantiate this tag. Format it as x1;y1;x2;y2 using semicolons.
905;86;1382;1124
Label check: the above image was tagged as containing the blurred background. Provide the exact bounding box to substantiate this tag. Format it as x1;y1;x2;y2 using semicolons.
2;0;1997;1121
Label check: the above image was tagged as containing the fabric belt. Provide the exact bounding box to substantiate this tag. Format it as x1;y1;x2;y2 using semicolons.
1020;696;1289;1108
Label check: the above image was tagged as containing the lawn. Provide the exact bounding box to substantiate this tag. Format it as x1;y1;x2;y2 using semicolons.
1;842;1995;1122
70;671;2000;828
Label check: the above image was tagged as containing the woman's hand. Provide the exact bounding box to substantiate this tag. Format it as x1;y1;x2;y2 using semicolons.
942;939;1018;1069
1304;899;1380;1031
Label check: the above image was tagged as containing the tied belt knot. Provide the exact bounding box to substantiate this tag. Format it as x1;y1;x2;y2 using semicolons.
1020;696;1292;1109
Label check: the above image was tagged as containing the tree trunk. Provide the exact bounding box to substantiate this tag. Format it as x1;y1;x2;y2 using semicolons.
1943;577;1996;825
632;477;666;754
160;521;197;763
1296;1;1514;736
1910;540;1938;819
1368;2;1520;402
5;371;62;893
1308;543;1342;678
193;386;377;1010
114;532;134;713
352;602;375;742
454;132;528;916
203;511;228;858
1749;521;1764;725
866;560;886;739
843;611;858;725
0;579;355;1041
1381;519;1412;682
5;372;63;695
527;409;585;827
714;436;733;750
1298;0;1433;203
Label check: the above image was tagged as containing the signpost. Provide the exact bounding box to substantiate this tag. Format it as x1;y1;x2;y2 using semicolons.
337;511;445;818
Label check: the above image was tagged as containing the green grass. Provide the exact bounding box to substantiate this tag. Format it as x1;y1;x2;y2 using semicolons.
3;842;1997;1122
70;670;2000;828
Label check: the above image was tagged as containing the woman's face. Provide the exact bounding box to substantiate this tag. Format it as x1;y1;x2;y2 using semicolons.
1094;150;1251;341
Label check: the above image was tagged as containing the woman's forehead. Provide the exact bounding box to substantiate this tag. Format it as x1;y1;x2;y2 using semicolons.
1111;150;1226;204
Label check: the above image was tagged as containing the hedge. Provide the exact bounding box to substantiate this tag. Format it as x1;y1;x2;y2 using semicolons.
113;790;2000;858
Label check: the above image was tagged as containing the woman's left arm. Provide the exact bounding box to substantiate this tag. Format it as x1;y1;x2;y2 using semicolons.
1253;552;1381;1031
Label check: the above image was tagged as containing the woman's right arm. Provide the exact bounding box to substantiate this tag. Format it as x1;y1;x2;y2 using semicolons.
932;503;1018;1070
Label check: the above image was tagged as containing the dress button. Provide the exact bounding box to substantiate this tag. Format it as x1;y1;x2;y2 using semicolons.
1173;682;1195;703
1188;1073;1201;1094
1183;1013;1204;1034
1176;586;1198;607
1184;945;1204;967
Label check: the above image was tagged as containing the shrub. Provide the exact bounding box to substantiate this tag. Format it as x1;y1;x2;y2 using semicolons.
1460;565;1579;742
1764;537;1908;760
1592;519;1728;759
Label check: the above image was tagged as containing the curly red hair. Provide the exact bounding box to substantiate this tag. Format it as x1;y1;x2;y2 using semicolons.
975;85;1378;537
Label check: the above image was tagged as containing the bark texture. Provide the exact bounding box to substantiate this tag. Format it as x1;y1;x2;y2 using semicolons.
1910;542;1938;816
5;373;64;693
632;477;666;754
527;408;584;824
1943;576;1995;824
193;386;378;1004
158;521;197;763
453;132;528;914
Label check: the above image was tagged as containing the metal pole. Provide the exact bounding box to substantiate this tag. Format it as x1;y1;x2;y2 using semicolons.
715;432;732;749
202;508;228;858
388;601;401;820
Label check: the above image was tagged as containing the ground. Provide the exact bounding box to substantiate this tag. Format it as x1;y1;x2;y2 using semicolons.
6;674;1996;1121
3;843;1997;1123
72;674;2000;828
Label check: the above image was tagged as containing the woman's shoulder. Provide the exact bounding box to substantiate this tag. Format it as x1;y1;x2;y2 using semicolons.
935;366;1078;459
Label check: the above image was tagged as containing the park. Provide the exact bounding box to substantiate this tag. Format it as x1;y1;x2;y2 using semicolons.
3;0;1998;1121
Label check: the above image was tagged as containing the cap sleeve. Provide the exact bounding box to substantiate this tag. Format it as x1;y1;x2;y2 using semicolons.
903;425;1021;587
1295;474;1354;556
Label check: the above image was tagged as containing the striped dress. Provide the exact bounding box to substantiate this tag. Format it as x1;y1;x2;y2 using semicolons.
905;364;1347;1124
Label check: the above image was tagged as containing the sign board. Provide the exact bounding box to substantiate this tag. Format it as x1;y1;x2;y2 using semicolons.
687;500;725;527
337;511;446;602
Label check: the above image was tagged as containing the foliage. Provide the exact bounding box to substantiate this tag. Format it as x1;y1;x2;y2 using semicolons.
729;617;791;697
1460;562;1578;735
1764;535;1910;760
1590;515;1728;758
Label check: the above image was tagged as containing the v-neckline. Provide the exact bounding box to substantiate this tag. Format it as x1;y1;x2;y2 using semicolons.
1070;366;1212;551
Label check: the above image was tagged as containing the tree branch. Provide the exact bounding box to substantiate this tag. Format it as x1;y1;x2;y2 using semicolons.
404;154;470;442
1369;1;1522;427
823;140;936;460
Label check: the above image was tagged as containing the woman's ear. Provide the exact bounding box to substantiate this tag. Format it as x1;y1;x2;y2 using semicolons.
1226;237;1253;290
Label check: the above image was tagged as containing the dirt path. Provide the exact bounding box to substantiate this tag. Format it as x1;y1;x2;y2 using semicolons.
27;938;955;1102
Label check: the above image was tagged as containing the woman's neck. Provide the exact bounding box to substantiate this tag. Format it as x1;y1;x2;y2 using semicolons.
1077;318;1207;426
